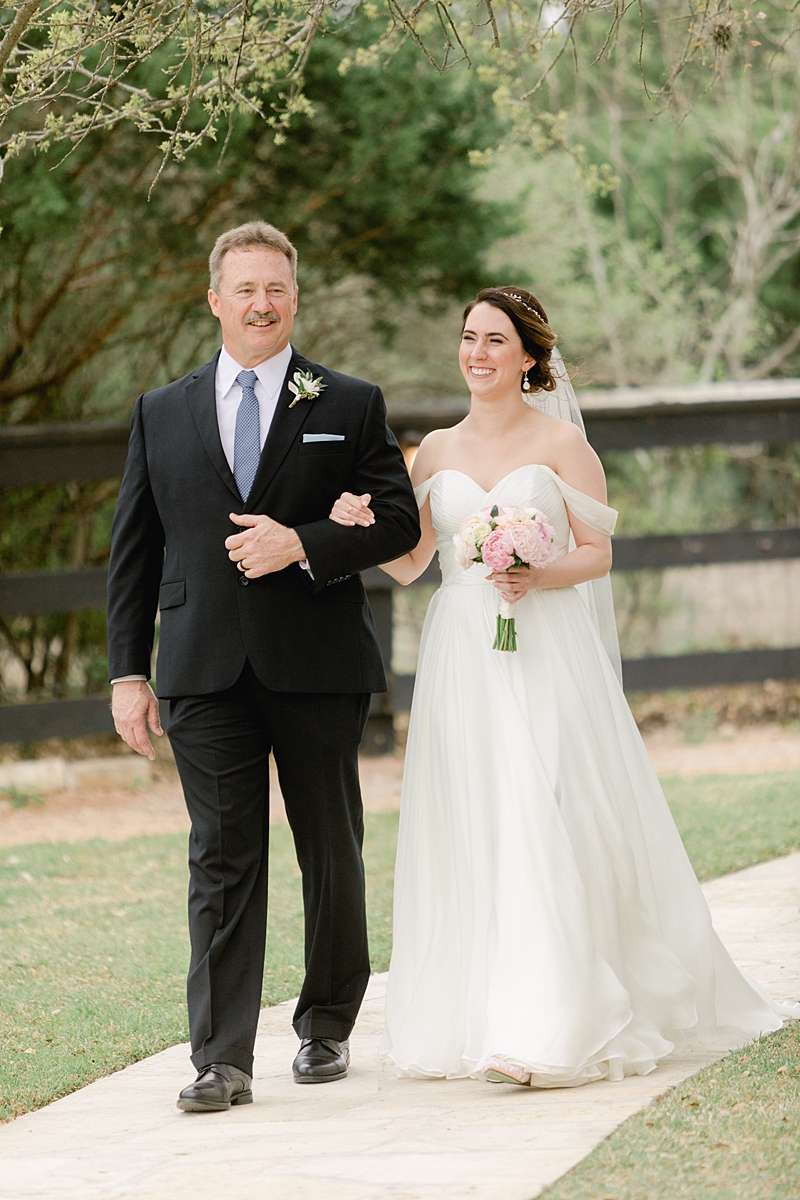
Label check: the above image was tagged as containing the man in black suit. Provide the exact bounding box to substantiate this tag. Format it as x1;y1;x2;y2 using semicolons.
107;221;419;1111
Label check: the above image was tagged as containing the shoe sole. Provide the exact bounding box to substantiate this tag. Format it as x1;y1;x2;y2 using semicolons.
177;1090;253;1112
483;1069;530;1086
293;1068;348;1085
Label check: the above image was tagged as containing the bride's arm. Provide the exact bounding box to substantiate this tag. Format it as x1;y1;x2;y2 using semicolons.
489;426;612;601
328;436;439;585
375;497;435;584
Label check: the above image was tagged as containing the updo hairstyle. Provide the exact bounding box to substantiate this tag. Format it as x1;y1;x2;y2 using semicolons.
462;286;558;393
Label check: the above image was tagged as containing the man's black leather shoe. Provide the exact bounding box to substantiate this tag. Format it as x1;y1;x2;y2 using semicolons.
292;1037;350;1084
177;1063;253;1112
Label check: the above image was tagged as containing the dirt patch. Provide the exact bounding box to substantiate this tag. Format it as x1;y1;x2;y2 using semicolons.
2;726;798;848
0;753;405;848
0;779;189;847
643;723;800;777
628;679;800;732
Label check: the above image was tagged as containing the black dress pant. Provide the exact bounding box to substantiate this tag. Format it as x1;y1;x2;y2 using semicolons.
167;661;372;1075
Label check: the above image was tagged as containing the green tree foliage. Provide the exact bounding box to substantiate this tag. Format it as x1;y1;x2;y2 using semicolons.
487;1;800;387
0;19;510;700
474;4;800;659
3;2;787;167
1;19;508;425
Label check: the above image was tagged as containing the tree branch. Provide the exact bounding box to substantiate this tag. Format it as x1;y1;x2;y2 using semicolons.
744;324;800;380
0;0;43;76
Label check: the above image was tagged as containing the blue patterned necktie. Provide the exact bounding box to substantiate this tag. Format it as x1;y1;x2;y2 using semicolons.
233;369;260;502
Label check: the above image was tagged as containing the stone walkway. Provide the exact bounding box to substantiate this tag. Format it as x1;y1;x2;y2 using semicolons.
1;853;798;1200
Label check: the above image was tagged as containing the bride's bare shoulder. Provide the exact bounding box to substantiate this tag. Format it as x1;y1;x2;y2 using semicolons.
545;420;607;496
532;408;581;443
409;427;455;485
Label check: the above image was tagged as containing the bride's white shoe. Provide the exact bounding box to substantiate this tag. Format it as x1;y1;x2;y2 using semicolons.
480;1056;531;1086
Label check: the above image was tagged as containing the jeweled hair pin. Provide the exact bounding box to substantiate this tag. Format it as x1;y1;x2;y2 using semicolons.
506;292;539;315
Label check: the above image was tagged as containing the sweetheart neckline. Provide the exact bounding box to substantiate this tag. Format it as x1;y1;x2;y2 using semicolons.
422;464;557;495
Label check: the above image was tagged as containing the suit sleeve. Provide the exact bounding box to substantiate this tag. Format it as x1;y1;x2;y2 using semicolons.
106;396;165;680
295;386;420;594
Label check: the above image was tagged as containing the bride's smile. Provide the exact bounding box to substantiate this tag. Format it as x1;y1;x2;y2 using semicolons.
459;301;535;401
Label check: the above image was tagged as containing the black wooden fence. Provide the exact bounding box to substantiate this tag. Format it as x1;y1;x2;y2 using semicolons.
2;377;800;749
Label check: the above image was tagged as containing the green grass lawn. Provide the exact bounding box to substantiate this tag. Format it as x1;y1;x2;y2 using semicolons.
541;1023;800;1200
661;772;800;882
1;769;798;1197
0;813;398;1122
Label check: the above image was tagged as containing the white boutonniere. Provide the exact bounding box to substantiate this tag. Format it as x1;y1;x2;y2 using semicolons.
288;369;327;408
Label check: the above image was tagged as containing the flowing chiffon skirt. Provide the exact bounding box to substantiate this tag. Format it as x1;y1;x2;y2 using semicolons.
380;466;797;1086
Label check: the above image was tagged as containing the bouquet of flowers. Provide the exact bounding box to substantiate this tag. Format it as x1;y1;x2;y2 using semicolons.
453;504;556;651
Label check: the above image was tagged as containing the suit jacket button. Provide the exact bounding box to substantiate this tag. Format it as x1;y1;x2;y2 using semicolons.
239;576;249;587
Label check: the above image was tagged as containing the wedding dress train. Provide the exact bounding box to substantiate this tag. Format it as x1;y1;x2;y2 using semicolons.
381;464;797;1086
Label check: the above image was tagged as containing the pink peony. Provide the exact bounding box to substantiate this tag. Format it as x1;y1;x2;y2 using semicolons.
481;528;516;570
508;518;555;566
493;506;528;529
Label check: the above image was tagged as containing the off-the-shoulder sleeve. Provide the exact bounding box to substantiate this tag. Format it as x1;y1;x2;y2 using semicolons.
414;477;435;508
544;467;617;535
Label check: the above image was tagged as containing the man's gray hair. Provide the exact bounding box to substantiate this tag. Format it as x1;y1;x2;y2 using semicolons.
209;221;298;293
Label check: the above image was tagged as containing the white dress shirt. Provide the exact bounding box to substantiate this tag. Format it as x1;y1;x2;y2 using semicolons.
215;343;293;469
111;342;301;685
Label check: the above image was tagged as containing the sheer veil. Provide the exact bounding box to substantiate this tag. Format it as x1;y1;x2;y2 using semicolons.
524;347;623;684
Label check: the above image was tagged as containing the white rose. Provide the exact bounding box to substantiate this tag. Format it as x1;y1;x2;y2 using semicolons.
453;534;470;567
468;521;492;552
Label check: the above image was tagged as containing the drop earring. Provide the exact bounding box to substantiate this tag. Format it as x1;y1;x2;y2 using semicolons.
522;371;531;392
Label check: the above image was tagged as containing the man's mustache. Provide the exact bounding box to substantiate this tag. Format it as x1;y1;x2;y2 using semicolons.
245;312;280;325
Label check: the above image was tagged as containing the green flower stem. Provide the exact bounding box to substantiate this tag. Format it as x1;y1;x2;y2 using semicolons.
493;615;518;652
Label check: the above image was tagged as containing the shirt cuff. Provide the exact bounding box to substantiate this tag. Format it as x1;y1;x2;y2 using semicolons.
298;559;314;580
110;675;148;684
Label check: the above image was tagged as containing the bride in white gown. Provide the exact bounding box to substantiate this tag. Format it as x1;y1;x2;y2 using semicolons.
330;286;798;1087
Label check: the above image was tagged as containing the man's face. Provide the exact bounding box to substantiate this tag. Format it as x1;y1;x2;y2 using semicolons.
208;246;298;367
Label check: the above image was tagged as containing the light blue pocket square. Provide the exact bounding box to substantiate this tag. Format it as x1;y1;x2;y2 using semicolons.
302;433;346;442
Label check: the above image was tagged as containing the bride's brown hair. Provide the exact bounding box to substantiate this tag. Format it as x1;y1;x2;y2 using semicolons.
462;286;558;393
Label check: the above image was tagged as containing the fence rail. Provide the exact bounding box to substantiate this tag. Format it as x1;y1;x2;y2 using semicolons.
3;377;800;747
4;378;800;484
0;568;108;616
0;422;130;485
387;378;800;449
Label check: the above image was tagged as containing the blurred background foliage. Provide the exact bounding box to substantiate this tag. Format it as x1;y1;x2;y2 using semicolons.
0;15;511;700
2;3;800;700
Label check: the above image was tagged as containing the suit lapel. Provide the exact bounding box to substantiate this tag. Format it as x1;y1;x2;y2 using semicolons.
184;353;242;503
245;350;316;510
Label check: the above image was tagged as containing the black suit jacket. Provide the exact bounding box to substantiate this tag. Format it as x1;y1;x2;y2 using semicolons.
106;348;420;696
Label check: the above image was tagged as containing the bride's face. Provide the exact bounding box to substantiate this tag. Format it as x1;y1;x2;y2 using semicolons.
459;302;535;399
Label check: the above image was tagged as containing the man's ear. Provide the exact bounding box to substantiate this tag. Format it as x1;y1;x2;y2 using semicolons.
208;289;221;318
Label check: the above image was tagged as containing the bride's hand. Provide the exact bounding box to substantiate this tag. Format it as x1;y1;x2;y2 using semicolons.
489;566;537;601
329;492;375;527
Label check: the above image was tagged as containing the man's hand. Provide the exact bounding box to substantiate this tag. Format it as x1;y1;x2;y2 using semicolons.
112;680;163;761
226;513;306;578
